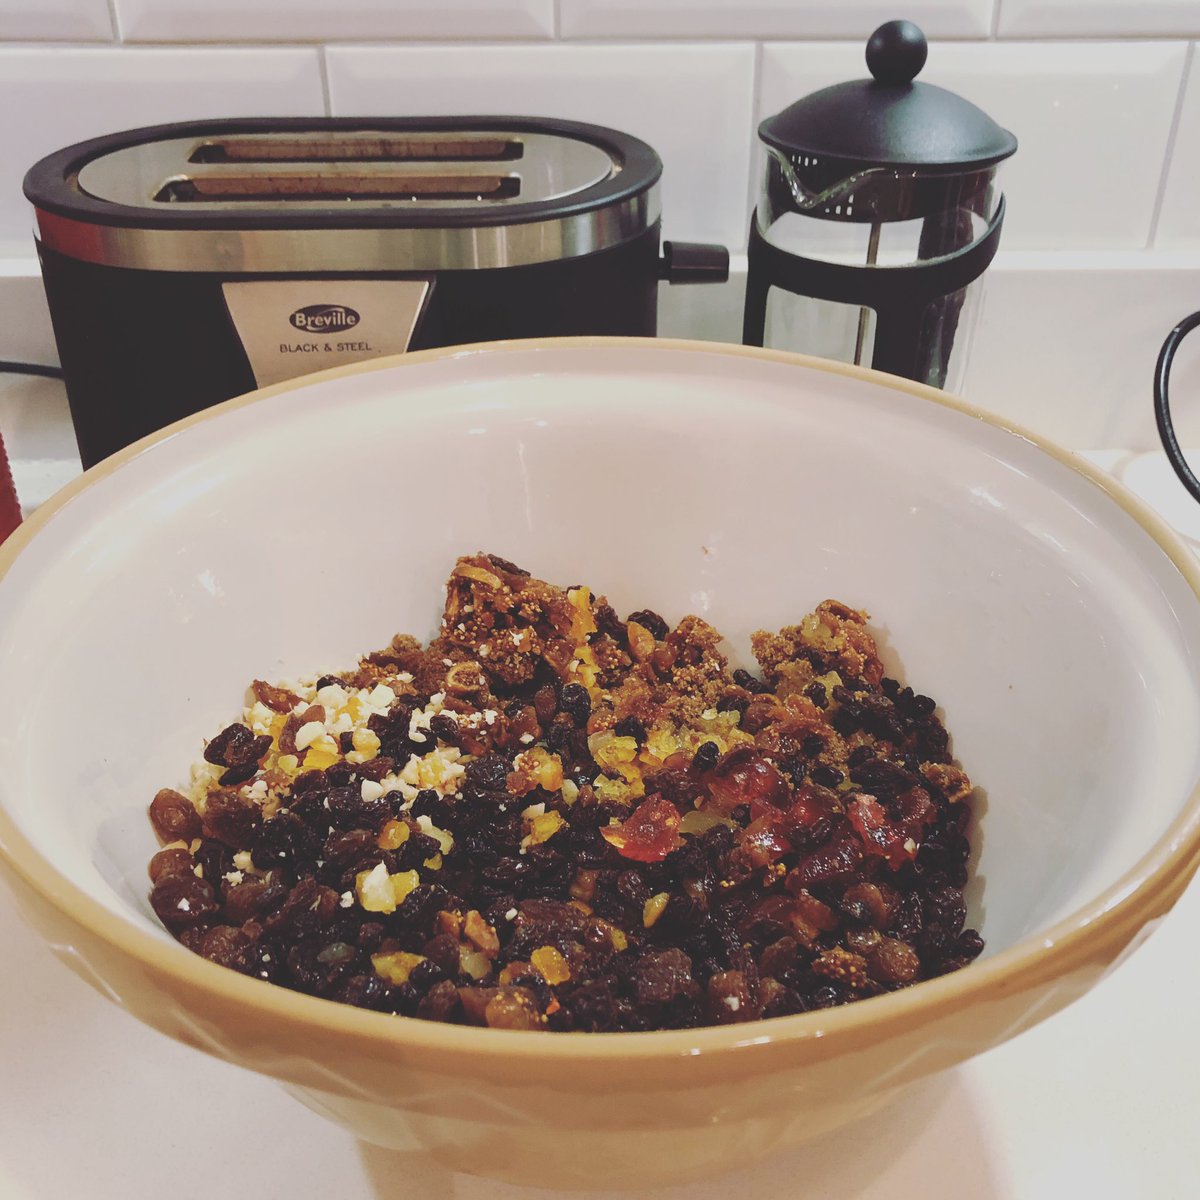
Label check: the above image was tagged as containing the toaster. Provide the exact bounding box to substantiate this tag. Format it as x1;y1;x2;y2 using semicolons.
24;117;728;467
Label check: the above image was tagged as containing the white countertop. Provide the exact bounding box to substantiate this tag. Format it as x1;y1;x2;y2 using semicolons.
2;377;1200;1200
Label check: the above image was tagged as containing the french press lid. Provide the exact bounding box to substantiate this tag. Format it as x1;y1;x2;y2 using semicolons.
760;21;1017;173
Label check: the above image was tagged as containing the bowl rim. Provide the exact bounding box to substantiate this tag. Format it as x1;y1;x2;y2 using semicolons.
3;334;1200;1064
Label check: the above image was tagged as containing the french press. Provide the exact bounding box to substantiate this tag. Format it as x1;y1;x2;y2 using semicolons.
743;20;1017;391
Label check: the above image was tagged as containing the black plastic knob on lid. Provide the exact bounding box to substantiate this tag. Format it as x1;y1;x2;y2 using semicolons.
759;20;1017;171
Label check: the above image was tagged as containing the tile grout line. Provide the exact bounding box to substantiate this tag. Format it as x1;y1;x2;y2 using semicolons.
1147;40;1194;249
3;35;1200;50
317;44;333;117
742;39;765;254
990;0;1002;39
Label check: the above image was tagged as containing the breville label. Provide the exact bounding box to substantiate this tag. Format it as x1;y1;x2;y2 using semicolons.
289;304;361;332
222;279;430;388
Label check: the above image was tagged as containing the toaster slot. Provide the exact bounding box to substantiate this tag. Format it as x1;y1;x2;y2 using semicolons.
188;135;524;164
154;173;522;203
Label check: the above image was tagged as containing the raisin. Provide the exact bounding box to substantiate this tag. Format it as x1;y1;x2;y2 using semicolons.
533;684;559;725
564;980;618;1031
761;983;807;1018
955;929;985;961
465;754;510;793
265;878;339;939
706;970;758;1023
233;934;276;980
613;714;647;744
149;788;201;843
323;828;376;867
200;925;252;972
333;973;389;1010
633;948;698;1007
732;668;771;695
807;984;845;1009
357;756;397;783
429;713;461;747
690;741;720;774
356;922;386;952
918;924;953;965
409;790;442;821
867;936;921;985
923;884;967;937
804;682;828;708
396;832;441;870
484;987;541;1030
810;765;843;788
889;892;924;940
204;723;267;768
485;553;530;577
759;935;800;979
148;846;195;884
616;869;651;909
417;980;463;1023
201;790;261;847
422;933;462;979
251;812;321;873
407;959;446;993
150;874;218;931
219;761;260;787
195;838;234;884
558;683;591;726
224;878;275;924
626;609;668;640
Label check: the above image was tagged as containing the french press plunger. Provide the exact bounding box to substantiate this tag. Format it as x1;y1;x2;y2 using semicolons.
743;20;1017;391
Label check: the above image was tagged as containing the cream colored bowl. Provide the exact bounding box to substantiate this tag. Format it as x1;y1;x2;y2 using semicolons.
2;338;1200;1190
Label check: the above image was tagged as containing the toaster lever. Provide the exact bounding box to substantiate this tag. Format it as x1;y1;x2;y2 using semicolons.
660;241;730;285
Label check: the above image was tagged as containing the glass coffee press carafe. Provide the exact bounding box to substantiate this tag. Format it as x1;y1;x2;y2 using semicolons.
743;20;1017;391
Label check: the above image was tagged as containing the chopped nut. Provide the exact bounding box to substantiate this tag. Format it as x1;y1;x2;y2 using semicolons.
463;910;501;957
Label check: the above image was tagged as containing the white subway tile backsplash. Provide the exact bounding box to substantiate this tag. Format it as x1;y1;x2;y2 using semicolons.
997;0;1200;39
560;0;993;40
0;0;113;41
0;47;325;258
759;40;1188;249
325;43;757;248
115;0;554;43
1154;50;1200;248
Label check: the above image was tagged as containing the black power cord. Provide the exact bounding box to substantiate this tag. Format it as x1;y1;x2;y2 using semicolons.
0;360;63;380
1154;311;1200;505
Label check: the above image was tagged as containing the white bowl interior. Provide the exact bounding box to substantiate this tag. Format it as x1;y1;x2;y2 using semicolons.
2;341;1200;962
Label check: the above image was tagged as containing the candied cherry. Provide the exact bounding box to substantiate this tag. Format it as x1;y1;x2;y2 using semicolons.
601;796;683;863
705;746;790;818
846;787;934;868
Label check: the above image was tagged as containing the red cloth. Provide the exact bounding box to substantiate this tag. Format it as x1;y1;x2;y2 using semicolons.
0;430;21;545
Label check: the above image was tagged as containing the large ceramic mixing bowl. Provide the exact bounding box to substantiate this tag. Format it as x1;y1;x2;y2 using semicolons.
2;339;1200;1190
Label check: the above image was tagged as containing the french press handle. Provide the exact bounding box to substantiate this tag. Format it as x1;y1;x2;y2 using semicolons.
1154;312;1200;504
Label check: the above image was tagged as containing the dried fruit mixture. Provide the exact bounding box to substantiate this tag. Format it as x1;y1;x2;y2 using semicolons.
147;554;983;1031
